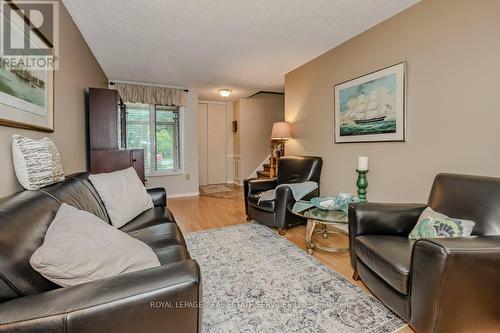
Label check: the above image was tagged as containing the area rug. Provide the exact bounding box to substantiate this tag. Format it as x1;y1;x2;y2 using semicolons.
185;223;405;333
199;184;243;200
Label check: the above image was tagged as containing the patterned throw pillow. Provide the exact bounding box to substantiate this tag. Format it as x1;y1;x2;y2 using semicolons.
12;135;65;190
409;207;475;240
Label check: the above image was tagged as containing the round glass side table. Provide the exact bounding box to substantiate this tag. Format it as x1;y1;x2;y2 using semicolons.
289;201;349;255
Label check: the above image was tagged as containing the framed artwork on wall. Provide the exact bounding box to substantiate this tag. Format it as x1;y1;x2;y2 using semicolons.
334;62;406;143
0;1;55;132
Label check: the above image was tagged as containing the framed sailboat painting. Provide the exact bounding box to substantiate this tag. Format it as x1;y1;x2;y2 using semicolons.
334;62;406;143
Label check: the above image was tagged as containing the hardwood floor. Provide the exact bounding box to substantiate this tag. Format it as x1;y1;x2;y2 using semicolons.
168;194;413;333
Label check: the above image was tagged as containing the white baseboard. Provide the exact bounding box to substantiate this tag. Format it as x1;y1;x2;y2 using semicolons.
168;192;200;198
227;180;242;186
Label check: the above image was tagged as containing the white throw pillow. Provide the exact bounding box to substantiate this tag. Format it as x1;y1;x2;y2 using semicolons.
89;167;154;228
12;135;65;190
30;204;160;287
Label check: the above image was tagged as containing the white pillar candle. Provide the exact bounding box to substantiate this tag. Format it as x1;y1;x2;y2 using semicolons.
358;156;368;171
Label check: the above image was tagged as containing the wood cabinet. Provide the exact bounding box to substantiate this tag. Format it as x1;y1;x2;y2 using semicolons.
90;149;145;182
89;88;119;149
87;88;145;182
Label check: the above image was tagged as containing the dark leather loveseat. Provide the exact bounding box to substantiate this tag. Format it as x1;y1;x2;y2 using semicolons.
0;173;201;333
244;156;322;235
349;173;500;333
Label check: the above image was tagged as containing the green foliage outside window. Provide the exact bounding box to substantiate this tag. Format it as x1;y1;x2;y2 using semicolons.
125;103;181;174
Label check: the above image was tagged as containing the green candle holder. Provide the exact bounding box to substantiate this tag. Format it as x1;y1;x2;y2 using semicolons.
356;170;368;203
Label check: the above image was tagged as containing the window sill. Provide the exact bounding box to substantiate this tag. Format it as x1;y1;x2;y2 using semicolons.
146;171;185;177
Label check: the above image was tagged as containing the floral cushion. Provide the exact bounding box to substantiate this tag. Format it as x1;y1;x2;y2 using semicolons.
409;207;475;240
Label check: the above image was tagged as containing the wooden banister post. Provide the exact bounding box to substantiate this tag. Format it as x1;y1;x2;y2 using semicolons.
269;140;276;178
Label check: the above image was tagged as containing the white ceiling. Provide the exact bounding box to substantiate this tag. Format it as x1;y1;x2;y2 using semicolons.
63;0;418;101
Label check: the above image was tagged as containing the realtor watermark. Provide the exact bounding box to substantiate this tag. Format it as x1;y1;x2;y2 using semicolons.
150;300;338;310
0;0;59;70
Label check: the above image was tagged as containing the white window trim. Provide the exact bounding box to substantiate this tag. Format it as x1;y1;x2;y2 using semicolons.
145;106;185;177
147;171;185;177
125;103;185;177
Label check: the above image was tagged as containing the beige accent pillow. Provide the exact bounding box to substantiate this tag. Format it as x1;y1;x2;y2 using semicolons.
30;204;160;287
89;167;154;228
12;135;65;190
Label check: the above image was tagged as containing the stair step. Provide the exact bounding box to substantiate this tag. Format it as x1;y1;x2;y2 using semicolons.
263;163;271;171
257;170;271;178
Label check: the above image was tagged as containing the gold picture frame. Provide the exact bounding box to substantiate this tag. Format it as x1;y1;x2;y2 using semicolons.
0;1;55;132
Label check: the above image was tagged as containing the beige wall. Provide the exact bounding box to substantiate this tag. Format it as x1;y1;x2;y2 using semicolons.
285;0;500;203
232;100;241;183
0;1;108;198
225;101;234;183
239;93;284;179
233;100;240;156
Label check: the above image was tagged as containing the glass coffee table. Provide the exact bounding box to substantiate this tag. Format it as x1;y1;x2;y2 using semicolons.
289;201;349;255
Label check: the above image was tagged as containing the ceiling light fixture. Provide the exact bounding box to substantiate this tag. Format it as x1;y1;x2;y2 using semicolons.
218;89;232;98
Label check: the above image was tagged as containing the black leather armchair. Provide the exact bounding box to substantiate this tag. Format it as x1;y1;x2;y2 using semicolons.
244;156;322;235
348;174;500;333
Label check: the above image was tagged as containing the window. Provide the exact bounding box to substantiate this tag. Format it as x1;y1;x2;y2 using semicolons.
124;103;183;175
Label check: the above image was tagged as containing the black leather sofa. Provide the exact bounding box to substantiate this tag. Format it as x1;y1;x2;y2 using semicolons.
244;156;322;235
349;173;500;333
0;173;201;333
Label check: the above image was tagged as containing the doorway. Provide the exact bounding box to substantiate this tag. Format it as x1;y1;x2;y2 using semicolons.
198;102;227;185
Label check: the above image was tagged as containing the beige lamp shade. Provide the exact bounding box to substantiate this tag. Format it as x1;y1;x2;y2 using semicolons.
271;122;292;140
